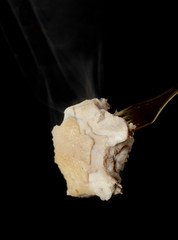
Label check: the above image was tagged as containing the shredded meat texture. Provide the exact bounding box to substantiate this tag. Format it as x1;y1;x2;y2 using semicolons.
52;98;135;200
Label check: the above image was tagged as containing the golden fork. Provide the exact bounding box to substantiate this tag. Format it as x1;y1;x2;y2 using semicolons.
114;83;178;130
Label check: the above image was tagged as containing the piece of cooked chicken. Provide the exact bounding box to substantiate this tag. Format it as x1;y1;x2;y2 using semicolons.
52;98;135;200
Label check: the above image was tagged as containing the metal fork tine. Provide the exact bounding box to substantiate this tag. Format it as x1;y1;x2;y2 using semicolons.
114;84;178;130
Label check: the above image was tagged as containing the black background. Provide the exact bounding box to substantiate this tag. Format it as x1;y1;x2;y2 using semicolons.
1;0;178;236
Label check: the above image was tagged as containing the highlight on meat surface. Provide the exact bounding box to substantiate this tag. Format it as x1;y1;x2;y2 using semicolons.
52;98;135;200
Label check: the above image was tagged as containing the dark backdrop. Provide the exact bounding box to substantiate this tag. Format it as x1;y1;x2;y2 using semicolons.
1;0;177;236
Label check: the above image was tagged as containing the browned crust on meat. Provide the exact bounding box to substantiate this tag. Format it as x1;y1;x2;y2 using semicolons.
52;117;95;196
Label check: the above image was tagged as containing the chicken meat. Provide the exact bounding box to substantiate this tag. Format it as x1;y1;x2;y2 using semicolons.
52;98;135;200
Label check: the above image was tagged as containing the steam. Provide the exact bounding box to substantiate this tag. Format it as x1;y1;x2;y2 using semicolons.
8;0;104;125
29;0;103;100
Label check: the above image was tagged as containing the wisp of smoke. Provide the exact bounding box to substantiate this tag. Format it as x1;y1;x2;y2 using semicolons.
8;0;104;126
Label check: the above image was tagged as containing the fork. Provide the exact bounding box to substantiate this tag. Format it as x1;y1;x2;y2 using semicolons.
114;83;178;130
